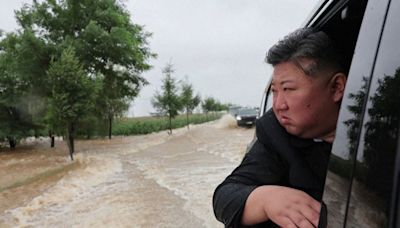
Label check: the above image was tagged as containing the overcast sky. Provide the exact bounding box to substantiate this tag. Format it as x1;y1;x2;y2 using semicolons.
0;0;318;116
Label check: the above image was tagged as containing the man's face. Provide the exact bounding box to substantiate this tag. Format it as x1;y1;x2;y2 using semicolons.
271;60;341;140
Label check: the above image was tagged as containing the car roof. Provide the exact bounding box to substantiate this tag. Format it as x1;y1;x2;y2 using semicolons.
302;0;351;28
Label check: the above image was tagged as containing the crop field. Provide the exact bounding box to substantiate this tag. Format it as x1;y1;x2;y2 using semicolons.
112;113;223;135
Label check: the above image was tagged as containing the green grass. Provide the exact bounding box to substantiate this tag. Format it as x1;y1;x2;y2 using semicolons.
112;113;222;136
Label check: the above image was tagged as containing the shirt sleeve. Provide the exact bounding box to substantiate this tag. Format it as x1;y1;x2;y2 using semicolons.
212;138;286;227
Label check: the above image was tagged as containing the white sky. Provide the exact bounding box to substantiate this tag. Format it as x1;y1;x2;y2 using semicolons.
0;0;318;116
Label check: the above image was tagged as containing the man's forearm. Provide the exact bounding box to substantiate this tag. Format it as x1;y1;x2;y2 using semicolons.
241;186;271;225
213;182;258;227
242;185;321;227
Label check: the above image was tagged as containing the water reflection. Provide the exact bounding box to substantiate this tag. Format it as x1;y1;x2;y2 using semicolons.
358;69;399;196
344;76;369;159
346;68;400;227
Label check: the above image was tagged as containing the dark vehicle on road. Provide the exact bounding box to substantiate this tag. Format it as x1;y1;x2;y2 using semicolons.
228;105;242;116
234;108;258;127
258;0;400;227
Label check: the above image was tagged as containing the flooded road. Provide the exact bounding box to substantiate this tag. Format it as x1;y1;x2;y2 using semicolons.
0;115;254;227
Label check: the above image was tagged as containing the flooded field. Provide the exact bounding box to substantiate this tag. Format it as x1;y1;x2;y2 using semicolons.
0;115;254;227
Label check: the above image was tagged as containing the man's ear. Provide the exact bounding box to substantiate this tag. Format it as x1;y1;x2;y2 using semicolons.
330;73;347;102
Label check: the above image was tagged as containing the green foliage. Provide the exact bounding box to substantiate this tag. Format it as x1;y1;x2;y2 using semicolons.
0;0;154;149
15;0;153;95
112;114;222;136
75;115;108;139
46;47;94;158
215;102;229;112
0;31;51;94
0;105;36;147
201;97;228;114
180;79;201;127
152;63;182;133
0;32;46;146
46;47;94;127
16;0;154;138
202;97;215;114
180;80;201;113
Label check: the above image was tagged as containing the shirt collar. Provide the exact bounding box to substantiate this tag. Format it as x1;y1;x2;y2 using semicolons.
289;135;315;148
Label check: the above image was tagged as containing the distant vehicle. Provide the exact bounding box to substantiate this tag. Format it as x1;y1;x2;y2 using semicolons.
228;105;242;116
234;108;258;127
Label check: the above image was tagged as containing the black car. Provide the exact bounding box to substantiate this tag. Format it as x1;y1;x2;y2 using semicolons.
228;105;242;116
234;108;259;127
258;0;400;227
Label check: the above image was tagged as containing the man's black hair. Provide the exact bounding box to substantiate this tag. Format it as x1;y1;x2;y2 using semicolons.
266;28;345;76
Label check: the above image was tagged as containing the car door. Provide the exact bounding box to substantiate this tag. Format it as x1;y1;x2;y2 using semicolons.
342;0;400;227
320;0;395;227
259;79;273;116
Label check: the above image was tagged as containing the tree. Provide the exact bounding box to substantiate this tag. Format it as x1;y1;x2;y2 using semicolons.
201;97;229;119
94;78;131;139
344;76;369;158
14;0;154;140
344;69;400;197
214;101;229;112
46;47;94;160
180;80;200;129
0;105;36;148
0;32;46;148
362;70;400;196
152;63;182;134
202;97;217;118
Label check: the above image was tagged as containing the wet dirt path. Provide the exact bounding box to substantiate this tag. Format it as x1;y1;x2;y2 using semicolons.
0;116;254;227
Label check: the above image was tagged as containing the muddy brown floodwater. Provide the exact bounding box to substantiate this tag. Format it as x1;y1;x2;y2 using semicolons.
0;115;254;228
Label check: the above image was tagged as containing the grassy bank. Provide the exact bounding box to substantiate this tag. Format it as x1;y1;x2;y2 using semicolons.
113;113;222;136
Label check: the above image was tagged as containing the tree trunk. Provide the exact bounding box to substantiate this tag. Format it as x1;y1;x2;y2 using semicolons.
108;116;112;139
49;130;55;148
186;108;190;130
8;138;16;149
66;123;75;161
168;115;172;135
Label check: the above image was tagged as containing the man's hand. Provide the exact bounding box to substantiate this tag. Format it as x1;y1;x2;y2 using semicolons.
242;185;321;228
